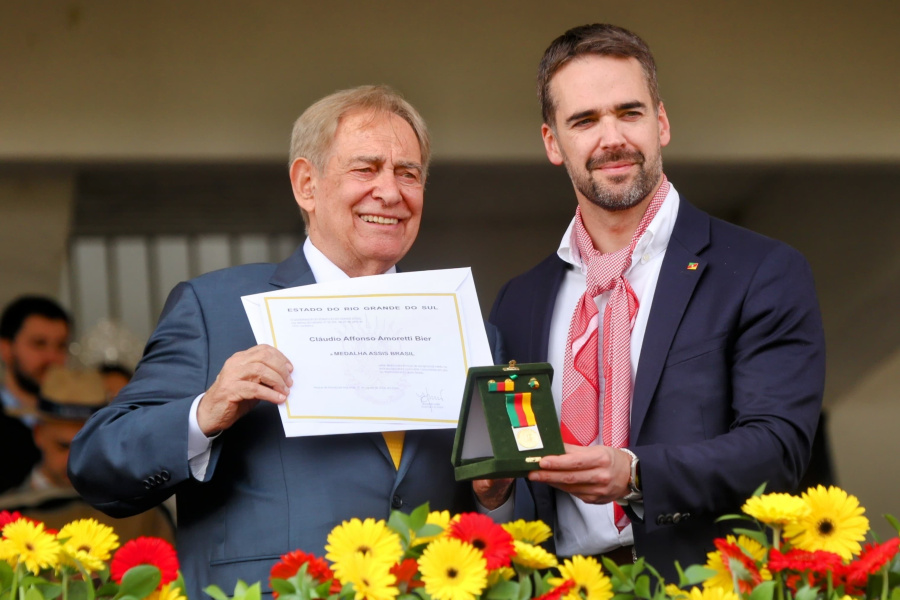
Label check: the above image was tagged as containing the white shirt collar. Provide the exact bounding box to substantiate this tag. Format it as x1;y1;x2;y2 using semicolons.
302;238;397;284
557;182;681;275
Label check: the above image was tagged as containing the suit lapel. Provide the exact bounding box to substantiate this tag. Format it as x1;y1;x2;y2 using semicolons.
631;201;710;439
532;256;570;362
270;244;317;289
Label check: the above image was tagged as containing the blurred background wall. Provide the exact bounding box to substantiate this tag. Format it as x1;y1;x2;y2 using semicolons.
1;0;898;535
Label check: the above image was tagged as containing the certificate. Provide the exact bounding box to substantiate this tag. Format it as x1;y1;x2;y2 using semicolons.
241;268;493;436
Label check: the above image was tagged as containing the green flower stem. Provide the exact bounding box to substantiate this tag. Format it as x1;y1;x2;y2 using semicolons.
881;565;889;600
9;564;20;600
776;571;785;600
826;570;833;598
772;525;782;552
62;569;69;600
76;563;95;600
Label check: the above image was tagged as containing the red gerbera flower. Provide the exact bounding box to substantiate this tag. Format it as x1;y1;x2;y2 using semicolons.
715;538;765;593
768;548;844;574
844;539;900;587
110;537;180;588
536;579;576;600
269;549;339;596
447;512;515;570
391;558;424;591
0;510;40;535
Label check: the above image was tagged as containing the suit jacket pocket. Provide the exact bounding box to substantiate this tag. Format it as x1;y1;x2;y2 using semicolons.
664;333;727;367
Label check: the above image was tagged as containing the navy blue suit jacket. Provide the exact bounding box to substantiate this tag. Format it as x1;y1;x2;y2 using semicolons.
489;199;825;579
69;247;484;600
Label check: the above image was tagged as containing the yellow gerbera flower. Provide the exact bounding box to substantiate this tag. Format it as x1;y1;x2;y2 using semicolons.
0;519;60;574
502;519;553;545
146;582;187;600
688;586;739;600
666;584;690;599
550;556;612;600
703;535;771;593
487;566;516;586
783;485;869;560
742;493;810;526
511;540;558;569
58;519;120;573
418;537;487;600
325;517;402;579
412;510;453;546
335;551;398;600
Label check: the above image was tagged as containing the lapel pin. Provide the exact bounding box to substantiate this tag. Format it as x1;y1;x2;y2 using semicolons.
687;262;699;270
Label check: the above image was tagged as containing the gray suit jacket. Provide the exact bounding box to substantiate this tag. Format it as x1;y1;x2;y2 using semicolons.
69;247;487;600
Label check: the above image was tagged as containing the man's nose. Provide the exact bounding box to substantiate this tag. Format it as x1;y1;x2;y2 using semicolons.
598;117;627;149
373;171;402;206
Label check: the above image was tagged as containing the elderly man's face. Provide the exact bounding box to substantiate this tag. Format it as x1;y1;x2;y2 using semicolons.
294;109;424;277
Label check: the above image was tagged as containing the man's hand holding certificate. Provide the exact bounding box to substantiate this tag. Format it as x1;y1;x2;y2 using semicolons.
242;268;493;436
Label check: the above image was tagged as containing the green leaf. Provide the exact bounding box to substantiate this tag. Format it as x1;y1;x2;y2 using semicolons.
518;573;533;600
751;482;768;497
885;513;900;535
748;580;776;600
0;561;14;589
408;503;430;531
32;583;62;600
890;586;900;600
681;565;717;586
25;586;46;600
270;579;296;595
731;528;769;547
66;579;91;600
388;511;412;546
716;514;753;524
484;581;519;600
95;581;120;597
634;574;651;599
203;584;232;600
793;583;818;600
116;566;161;600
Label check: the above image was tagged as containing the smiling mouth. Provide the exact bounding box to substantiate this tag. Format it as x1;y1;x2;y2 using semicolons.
360;214;400;225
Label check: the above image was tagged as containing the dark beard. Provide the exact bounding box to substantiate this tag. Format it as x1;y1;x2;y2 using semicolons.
568;148;662;212
12;358;41;396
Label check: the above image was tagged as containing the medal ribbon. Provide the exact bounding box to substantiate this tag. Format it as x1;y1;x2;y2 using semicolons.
505;393;535;428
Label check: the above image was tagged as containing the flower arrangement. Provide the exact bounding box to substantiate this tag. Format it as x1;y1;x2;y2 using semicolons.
208;485;900;600
6;485;898;600
0;510;183;600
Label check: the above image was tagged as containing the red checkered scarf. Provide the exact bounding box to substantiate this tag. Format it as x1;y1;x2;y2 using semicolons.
560;177;670;449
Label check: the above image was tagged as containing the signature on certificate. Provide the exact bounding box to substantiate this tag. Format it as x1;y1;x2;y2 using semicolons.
418;389;444;411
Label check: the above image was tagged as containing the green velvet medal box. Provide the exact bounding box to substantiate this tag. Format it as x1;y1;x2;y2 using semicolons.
452;361;564;481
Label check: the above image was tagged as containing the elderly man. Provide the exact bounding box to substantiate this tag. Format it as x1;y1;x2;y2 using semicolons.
486;24;825;577
70;86;486;599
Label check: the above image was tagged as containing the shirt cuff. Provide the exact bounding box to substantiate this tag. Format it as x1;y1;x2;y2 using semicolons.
188;393;218;480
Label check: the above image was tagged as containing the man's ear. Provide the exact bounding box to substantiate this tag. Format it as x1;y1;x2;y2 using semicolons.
541;124;565;166
657;102;671;148
0;339;11;365
289;158;317;215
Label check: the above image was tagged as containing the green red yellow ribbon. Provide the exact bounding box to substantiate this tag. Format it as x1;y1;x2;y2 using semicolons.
505;392;535;428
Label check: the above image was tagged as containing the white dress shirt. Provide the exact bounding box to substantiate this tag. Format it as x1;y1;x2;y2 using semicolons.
549;184;680;556
187;238;397;479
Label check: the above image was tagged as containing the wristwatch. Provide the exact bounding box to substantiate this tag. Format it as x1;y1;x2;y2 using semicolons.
615;448;643;504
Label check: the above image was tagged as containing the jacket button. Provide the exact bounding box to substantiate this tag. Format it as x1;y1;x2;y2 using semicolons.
665;514;674;524
391;495;403;509
673;513;682;524
143;479;152;489
682;513;691;521
160;470;170;481
656;515;666;525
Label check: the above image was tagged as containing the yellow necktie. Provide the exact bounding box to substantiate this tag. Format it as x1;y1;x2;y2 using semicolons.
382;431;405;470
